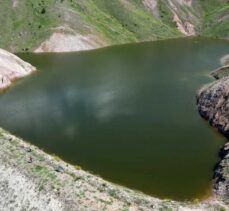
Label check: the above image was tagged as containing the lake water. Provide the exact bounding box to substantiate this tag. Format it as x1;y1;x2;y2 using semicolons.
0;38;229;200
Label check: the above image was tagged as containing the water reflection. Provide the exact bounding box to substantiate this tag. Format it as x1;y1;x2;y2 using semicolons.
0;38;228;200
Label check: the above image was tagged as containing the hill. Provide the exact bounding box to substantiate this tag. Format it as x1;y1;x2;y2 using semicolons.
0;0;228;52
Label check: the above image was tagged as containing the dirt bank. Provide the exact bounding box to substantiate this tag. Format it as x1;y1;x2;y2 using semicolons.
35;32;107;53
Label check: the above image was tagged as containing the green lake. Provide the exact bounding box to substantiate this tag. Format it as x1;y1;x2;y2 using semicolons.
0;38;229;200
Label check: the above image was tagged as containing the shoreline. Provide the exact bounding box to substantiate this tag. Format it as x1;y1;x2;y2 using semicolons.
197;64;229;206
0;48;229;210
0;128;227;210
18;36;229;55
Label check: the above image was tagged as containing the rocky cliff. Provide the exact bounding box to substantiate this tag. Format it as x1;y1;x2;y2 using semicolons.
0;0;228;52
197;56;229;205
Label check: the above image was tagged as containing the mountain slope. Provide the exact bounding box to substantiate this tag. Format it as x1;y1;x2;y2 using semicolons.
200;0;229;38
0;0;228;52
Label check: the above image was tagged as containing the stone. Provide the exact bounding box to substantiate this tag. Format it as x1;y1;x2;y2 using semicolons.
54;165;64;173
27;156;33;163
25;147;32;153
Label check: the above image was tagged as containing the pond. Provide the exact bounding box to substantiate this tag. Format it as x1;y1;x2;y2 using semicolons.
0;37;229;200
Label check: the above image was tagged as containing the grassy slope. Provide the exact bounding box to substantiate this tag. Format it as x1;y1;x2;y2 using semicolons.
200;0;229;39
0;0;59;51
89;0;180;40
0;0;228;52
0;0;181;52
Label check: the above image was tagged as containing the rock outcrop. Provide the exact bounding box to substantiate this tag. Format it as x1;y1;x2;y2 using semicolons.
0;48;36;89
214;142;229;204
211;65;229;80
35;32;106;53
197;61;229;205
197;76;229;135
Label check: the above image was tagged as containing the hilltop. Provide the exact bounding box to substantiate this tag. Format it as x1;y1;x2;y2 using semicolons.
0;0;228;52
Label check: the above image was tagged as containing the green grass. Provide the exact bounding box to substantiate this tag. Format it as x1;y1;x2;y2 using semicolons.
0;0;228;52
0;0;58;51
0;0;180;51
203;6;229;38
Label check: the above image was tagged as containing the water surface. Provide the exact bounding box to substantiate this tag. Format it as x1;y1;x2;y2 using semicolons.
0;38;229;200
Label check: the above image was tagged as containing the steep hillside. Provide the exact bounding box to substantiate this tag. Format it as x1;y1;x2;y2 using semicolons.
200;0;229;39
0;0;228;52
